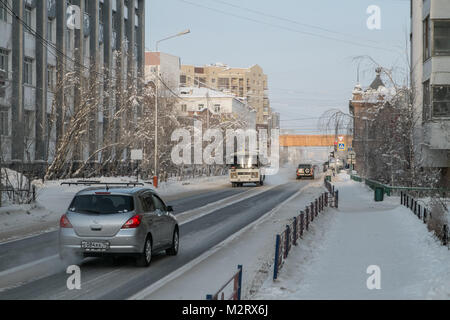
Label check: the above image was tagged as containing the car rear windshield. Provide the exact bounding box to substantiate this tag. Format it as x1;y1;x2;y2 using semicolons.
298;164;311;168
69;195;134;214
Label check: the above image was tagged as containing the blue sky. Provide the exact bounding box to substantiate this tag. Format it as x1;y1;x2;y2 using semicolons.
145;0;411;132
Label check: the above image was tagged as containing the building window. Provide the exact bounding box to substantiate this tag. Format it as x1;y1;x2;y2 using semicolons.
198;104;204;111
0;109;8;136
432;85;450;118
0;48;8;74
423;16;431;61
180;75;186;86
433;20;450;56
66;29;72;51
0;1;7;22
24;110;34;138
214;104;220;113
194;67;204;74
423;80;431;122
47;19;53;41
24;6;32;27
47;65;55;90
181;104;187;112
218;78;229;89
24;57;33;85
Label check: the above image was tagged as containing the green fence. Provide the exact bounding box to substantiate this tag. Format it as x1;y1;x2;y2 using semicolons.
350;175;449;198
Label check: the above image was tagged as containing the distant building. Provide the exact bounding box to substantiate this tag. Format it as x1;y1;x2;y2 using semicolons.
180;63;270;126
177;87;256;130
145;52;181;91
411;0;450;185
349;69;396;177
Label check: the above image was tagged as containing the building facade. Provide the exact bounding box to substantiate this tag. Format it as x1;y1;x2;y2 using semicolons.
180;63;270;126
0;0;145;175
145;51;180;91
411;0;450;184
349;69;396;177
178;87;256;130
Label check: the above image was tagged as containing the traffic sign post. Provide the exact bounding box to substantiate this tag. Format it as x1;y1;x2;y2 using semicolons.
131;149;143;182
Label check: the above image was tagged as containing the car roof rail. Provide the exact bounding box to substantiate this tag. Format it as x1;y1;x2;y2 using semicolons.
61;181;145;191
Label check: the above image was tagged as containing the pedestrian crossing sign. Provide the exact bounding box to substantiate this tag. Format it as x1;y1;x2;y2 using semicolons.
338;143;345;151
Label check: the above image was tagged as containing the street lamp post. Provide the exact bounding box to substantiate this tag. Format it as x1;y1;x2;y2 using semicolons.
153;29;190;186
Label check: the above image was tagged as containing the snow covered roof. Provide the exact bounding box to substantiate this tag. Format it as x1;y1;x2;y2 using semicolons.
178;87;236;98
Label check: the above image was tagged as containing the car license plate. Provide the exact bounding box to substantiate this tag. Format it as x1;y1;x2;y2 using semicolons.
81;241;110;251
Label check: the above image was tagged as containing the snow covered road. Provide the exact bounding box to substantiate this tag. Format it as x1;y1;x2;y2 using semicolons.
256;174;450;300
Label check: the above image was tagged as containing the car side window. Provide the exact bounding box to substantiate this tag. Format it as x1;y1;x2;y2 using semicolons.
141;193;155;212
152;195;166;212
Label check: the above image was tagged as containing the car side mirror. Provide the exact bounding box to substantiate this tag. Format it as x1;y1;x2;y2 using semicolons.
167;206;174;212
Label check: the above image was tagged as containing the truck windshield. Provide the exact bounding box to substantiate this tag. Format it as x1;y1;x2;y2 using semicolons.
233;156;259;169
69;195;134;214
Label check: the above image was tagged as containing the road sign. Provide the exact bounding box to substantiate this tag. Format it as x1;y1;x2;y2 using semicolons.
131;149;143;161
338;143;345;151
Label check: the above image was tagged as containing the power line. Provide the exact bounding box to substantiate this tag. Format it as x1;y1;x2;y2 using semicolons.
177;0;396;53
209;0;388;46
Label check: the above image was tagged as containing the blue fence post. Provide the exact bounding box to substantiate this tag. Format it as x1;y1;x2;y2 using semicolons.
206;294;213;300
335;190;339;209
423;208;427;223
237;265;243;300
293;217;298;246
300;212;304;237
285;225;291;257
273;234;281;280
418;204;421;219
310;203;314;221
443;225;448;246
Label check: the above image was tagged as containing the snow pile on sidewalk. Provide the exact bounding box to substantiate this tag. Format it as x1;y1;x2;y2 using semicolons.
0;174;228;243
255;173;450;300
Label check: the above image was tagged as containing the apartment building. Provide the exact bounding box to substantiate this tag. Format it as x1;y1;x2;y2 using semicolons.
411;0;450;185
180;63;270;126
0;0;145;175
178;87;256;130
145;51;180;91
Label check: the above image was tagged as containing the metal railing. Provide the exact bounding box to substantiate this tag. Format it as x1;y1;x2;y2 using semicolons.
401;192;449;247
351;175;449;198
273;180;339;280
206;265;243;300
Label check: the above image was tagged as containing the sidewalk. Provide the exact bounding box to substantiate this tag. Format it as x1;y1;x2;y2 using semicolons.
255;173;450;300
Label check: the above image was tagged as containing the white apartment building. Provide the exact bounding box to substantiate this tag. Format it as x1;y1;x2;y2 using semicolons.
178;87;256;130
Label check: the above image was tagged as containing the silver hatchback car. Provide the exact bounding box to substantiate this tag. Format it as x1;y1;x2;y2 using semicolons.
59;186;179;267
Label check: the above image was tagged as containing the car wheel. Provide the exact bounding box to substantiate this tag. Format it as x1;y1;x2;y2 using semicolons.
136;237;152;267
166;228;179;256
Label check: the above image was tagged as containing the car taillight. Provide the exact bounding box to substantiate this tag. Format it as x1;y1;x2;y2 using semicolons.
60;214;73;228
121;215;142;229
